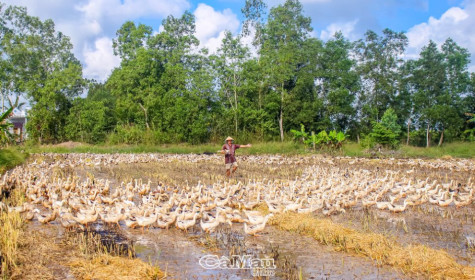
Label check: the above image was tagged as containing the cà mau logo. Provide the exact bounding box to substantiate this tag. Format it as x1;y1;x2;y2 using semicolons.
199;254;276;277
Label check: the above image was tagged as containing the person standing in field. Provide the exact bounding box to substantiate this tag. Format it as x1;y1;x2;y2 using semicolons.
221;136;251;177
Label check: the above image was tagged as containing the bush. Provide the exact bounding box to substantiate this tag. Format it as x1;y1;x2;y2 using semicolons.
0;148;27;173
291;125;346;150
368;108;401;149
290;124;308;144
107;125;149;145
462;129;475;142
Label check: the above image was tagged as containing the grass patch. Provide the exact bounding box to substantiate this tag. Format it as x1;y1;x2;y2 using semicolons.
343;141;475;158
26;141;307;155
24;141;475;158
0;148;27;174
400;142;475;158
271;212;475;279
341;142;366;157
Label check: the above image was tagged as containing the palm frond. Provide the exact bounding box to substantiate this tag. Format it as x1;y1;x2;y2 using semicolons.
465;112;475;123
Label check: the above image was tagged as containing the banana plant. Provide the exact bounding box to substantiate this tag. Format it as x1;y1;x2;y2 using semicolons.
335;131;346;148
466;112;475;123
0;107;14;146
290;124;309;143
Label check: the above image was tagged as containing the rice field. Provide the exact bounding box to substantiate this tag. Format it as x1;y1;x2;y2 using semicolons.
1;153;474;279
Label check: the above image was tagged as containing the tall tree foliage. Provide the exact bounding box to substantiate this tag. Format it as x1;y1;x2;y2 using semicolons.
316;32;358;132
355;29;408;135
260;0;312;141
1;4;84;143
412;39;470;147
65;82;116;143
107;12;215;143
216;31;250;135
1;0;474;146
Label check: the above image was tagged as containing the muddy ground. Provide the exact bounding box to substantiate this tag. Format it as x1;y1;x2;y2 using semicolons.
19;154;475;279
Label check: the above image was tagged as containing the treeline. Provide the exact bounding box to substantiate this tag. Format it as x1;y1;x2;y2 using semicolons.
1;0;474;146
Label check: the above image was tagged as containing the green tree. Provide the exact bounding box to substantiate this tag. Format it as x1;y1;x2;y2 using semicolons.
1;5;84;143
316;32;358;132
369;108;401;148
216;31;249;135
412;39;469;147
112;21;152;61
66;82;116;143
355;29;407;134
260;0;312;141
438;38;470;145
413;41;445;147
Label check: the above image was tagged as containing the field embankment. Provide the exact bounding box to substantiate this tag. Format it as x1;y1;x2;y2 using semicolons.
25;141;475;158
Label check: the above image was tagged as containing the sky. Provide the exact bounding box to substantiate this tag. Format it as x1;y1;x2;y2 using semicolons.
2;0;475;81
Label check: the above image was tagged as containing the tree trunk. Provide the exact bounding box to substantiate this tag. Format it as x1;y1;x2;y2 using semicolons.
279;107;284;142
426;122;430;148
356;134;360;144
234;110;238;135
279;83;285;142
138;103;150;130
233;73;238;135
438;129;444;147
406;118;411;145
311;131;315;150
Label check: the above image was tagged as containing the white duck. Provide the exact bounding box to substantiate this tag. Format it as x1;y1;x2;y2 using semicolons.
244;214;273;236
176;212;199;232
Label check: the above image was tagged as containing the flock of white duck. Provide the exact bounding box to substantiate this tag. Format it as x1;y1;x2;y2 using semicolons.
1;153;473;237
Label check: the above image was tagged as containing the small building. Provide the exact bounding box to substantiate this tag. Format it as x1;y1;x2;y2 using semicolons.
7;110;27;142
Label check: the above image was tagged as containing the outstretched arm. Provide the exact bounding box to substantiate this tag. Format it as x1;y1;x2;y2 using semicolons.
241;144;252;148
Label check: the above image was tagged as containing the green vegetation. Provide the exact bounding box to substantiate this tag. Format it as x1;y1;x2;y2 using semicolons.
0;148;27;173
25;142;306;155
0;0;474;150
291;124;346;150
345;141;475;158
0;107;14;146
23;141;475;158
364;108;401;149
400;142;475;158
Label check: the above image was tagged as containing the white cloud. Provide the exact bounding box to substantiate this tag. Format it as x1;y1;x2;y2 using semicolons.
83;37;121;81
320;19;359;41
406;1;475;64
193;3;240;53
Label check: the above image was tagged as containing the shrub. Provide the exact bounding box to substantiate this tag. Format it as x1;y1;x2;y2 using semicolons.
290;124;308;144
462;129;475;142
107;125;147;145
291;125;346;150
368;108;401;149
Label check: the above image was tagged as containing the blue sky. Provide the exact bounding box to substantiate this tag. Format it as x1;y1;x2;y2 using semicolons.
3;0;474;81
137;0;465;35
